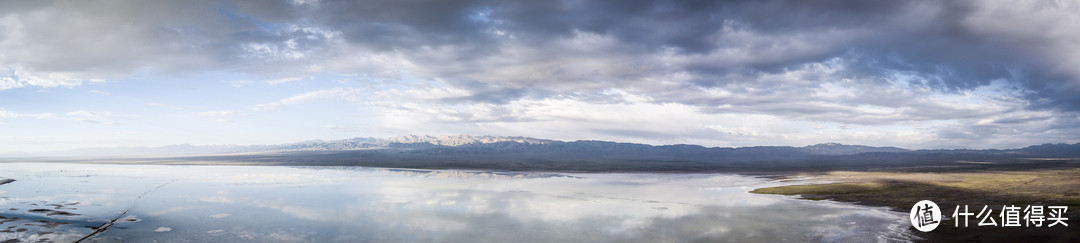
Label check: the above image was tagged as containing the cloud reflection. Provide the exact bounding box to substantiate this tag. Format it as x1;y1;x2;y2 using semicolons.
1;163;914;242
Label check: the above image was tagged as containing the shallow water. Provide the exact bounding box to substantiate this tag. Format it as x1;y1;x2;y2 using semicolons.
0;163;915;242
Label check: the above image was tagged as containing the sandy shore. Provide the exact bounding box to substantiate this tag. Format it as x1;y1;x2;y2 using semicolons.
752;168;1080;242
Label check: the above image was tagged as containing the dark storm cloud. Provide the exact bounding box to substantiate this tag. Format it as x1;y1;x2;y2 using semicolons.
2;0;1078;128
233;0;1071;113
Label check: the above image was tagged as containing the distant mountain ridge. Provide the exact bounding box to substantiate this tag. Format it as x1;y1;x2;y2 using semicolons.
8;135;1078;160
24;135;556;156
5;135;1078;173
802;142;909;155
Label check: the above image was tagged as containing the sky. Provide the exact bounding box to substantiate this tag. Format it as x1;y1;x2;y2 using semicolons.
1;0;1078;153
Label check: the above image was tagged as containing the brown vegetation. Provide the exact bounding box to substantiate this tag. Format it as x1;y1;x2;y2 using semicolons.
752;168;1080;242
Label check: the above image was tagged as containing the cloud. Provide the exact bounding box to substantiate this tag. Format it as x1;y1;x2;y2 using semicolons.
65;110;119;125
0;108;119;125
0;64;106;90
3;1;1077;105
0;109;57;119
252;87;365;110
321;125;364;132
227;80;253;88
4;0;1075;110
198;110;237;117
195;110;240;123
265;76;306;85
2;0;1077;148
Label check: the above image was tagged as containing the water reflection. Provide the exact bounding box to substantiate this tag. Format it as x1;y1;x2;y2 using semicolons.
0;163;914;242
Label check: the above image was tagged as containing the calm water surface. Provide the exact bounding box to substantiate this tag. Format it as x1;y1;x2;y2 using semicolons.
0;163;914;242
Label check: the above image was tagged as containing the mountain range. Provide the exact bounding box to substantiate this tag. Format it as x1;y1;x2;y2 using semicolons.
8;135;1077;173
13;134;1079;157
19;134;919;156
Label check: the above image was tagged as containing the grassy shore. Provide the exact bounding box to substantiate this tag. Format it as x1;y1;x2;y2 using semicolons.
751;168;1080;242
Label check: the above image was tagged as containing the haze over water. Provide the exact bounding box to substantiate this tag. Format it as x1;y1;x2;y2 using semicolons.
1;163;913;242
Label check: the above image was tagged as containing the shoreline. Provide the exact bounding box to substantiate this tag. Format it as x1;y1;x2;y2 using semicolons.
750;169;1080;242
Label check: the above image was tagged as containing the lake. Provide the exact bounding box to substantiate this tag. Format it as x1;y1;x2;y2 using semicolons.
0;163;915;242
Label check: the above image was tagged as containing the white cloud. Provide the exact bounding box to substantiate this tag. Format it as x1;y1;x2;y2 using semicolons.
0;109;56;119
0;109;118;125
321;125;363;132
0;64;105;90
227;80;253;88
65;110;118;125
252;87;365;111
265;76;306;85
199;110;237;117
